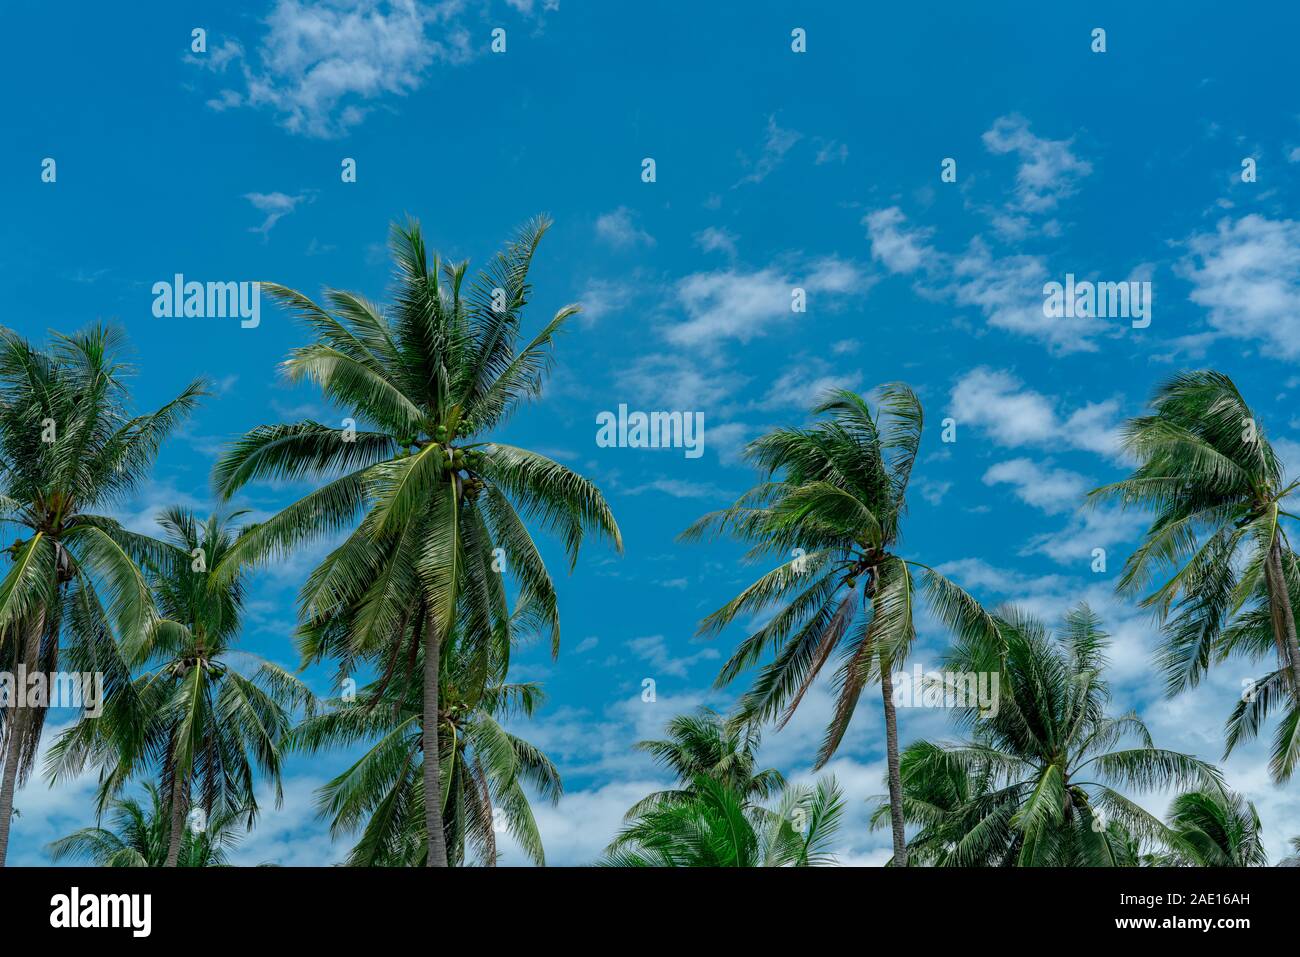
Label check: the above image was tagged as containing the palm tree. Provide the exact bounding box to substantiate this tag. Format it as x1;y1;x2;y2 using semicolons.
873;604;1224;866
603;774;845;867
286;632;561;866
682;387;998;866
1156;788;1267;867
212;217;620;865
626;707;784;817
0;325;205;865
47;781;247;867
1090;371;1300;778
48;509;312;867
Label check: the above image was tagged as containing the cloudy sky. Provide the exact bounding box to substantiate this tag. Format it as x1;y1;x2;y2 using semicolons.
4;0;1300;865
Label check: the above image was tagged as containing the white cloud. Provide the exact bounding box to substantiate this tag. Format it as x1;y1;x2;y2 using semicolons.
760;361;861;410
864;207;934;274
202;0;475;138
866;209;1102;354
981;114;1092;213
813;138;849;165
1022;505;1149;565
949;367;1125;459
615;353;748;409
595;207;655;249
666;257;867;348
626;634;720;678
694;226;738;258
576;278;635;325
622;478;732;500
1176;214;1300;360
982;458;1090;514
244;191;311;237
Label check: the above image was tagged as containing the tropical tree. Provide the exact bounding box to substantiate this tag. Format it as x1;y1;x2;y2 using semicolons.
682;387;998;865
1155;788;1267;867
47;781;248;867
603;773;845;867
626;707;784;818
0;325;205;865
211;217;620;865
872;604;1224;866
47;509;312;867
286;630;561;866
1090;371;1300;779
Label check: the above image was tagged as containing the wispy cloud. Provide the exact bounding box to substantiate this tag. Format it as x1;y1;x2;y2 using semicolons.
666;257;867;348
196;0;479;138
245;190;312;237
734;115;802;186
594;207;655;249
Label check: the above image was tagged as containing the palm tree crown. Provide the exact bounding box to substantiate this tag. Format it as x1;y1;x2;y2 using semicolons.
875;604;1224;866
211;216;620;865
1091;371;1300;780
683;387;997;865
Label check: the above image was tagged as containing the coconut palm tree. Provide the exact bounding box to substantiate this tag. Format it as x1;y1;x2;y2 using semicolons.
603;773;845;867
212;216;621;866
47;509;312;867
681;387;998;866
0;325;205;865
286;630;561;866
1090;371;1300;778
873;604;1224;866
1156;788;1267;867
625;707;784;818
47;780;248;867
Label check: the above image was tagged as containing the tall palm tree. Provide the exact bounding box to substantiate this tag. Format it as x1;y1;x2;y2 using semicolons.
287;632;561;866
48;509;312;867
603;773;845;867
874;604;1224;866
682;387;998;866
1156;788;1267;867
626;707;784;817
212;217;621;865
47;780;248;867
1090;371;1300;778
0;325;205;865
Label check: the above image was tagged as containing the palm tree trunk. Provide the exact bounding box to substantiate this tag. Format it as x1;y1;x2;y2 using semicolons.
1265;537;1300;699
0;614;42;867
880;661;908;867
164;766;188;868
423;611;449;868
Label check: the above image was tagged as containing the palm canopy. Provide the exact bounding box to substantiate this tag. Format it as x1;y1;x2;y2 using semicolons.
1157;788;1267;867
1090;371;1300;781
47;509;313;832
286;633;561;866
681;387;997;766
0;325;205;863
47;780;247;867
873;604;1225;866
603;773;845;868
626;707;784;818
212;215;620;666
0;325;206;735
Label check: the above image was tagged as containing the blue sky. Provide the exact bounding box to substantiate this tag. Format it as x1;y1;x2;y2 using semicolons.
4;0;1300;865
